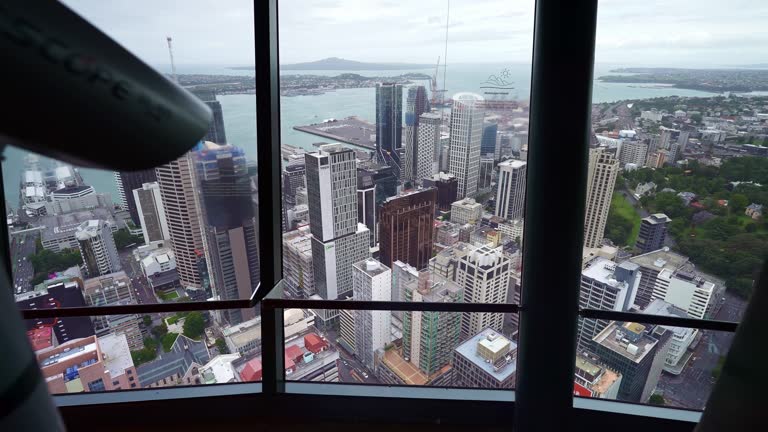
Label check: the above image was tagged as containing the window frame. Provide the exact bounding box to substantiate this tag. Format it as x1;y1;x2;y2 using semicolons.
3;0;738;428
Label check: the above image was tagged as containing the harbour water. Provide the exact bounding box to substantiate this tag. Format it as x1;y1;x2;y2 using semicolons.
2;63;721;209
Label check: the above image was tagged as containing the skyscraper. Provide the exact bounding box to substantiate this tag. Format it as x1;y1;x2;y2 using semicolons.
194;142;260;325
415;113;442;183
481;123;498;157
577;257;640;352
457;245;511;339
191;89;227;145
378;188;436;270
306;144;371;301
495;160;527;220
403;86;429;182
114;169;157;226
282;226;314;299
403;272;462;376
156;153;204;290
133;182;170;244
357;169;377;248
76;219;121;278
583;147;619;248
375;83;403;176
352;258;392;371
449;93;485;199
635;213;670;253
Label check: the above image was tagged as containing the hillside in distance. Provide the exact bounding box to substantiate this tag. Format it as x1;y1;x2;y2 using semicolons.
231;57;433;71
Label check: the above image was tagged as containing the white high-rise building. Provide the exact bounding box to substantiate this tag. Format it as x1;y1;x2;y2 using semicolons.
652;268;715;320
415;113;442;183
113;171;127;210
583;148;619;248
133;182;170;244
618;141;648;169
577;257;640;352
76;219;121;278
306;144;371;302
156;154;204;289
448;93;485;199
457;245;511;338
495;160;527;220
352;259;392;371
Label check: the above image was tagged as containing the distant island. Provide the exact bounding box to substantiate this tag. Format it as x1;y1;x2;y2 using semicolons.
230;57;433;71
598;67;768;93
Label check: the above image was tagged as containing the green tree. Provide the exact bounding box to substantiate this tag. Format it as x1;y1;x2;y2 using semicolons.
151;323;168;339
648;394;665;405
712;356;727;380
729;193;749;213
182;312;206;340
162;333;179;352
113;228;143;249
215;338;229;354
143;337;158;352
131;348;157;366
142;315;152;327
29;248;83;285
690;113;703;124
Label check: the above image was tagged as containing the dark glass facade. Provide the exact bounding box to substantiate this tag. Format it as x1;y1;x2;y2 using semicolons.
118;169;157;226
378;188;436;270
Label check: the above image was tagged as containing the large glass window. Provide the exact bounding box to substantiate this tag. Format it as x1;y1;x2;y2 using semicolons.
577;0;760;407
5;0;263;394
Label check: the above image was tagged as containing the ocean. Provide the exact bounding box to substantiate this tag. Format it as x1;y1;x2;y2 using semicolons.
2;63;722;209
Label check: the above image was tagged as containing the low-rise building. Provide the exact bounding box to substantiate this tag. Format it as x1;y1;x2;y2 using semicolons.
746;203;763;219
574;354;622;400
136;334;210;388
450;198;483;225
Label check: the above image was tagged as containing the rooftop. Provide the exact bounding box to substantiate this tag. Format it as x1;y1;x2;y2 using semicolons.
353;258;390;278
222;316;262;348
99;333;135;378
40;208;115;239
593;322;658;364
455;328;517;382
381;348;429;386
498;159;527;169
200;353;241;384
582;257;635;286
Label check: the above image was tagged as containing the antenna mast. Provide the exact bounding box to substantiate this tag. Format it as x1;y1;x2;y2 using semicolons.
166;36;178;83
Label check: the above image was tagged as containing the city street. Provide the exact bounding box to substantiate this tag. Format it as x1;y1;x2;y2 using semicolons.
656;292;746;409
10;232;41;294
118;248;157;306
324;329;380;385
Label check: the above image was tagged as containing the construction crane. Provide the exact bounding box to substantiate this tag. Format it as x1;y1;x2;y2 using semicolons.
430;56;446;107
166;36;177;83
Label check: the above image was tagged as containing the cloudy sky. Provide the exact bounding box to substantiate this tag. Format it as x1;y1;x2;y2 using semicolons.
64;0;768;67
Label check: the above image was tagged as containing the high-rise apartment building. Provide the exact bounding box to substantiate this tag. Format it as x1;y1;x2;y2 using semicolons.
415;113;442;183
403;272;462;375
495;160;527;220
114;169;157;225
403;86;429;182
133;182;169;244
306;144;371;301
577;257;640;352
191;89;227;144
352;259;392;371
635;213;670;253
457;245;511;338
583;147;619;248
76;219;121;277
282;226;314;299
375;83;403;176
378;188;436;270
422;172;458;212
618;140;648;169
448;93;485;199
453;328;517;389
450;197;483;225
357;170;377;248
156;153;204;290
195;142;260;325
